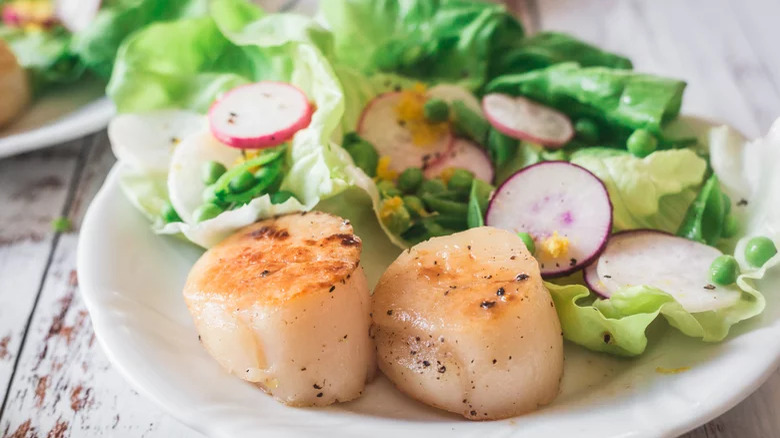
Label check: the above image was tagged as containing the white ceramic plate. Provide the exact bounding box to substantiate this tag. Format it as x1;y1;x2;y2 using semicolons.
78;158;780;438
0;79;114;159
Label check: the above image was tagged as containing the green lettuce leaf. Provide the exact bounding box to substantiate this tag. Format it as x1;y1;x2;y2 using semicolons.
109;0;359;247
570;148;707;232
71;0;209;78
677;174;730;245
320;0;525;90
0;26;83;91
496;31;632;74
548;276;765;357
487;62;686;136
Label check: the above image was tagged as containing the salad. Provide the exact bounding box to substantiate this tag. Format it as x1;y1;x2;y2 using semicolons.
0;0;210;127
108;0;779;363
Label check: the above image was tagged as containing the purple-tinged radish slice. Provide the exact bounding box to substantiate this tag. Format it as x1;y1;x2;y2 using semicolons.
426;84;482;115
485;162;612;278
583;262;609;297
358;92;453;173
596;230;741;313
424;138;494;183
482;93;574;148
209;81;312;149
56;0;101;32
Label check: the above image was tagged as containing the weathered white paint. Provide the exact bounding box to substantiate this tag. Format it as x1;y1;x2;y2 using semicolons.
0;1;778;437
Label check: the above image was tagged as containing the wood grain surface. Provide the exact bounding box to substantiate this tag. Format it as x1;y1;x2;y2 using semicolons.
0;0;778;437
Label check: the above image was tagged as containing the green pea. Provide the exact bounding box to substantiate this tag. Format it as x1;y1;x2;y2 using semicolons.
423;98;450;123
160;201;181;224
229;170;255;193
381;203;412;235
574;118;600;144
517;232;535;254
377;180;402;198
451;100;490;144
270;190;296;204
421;193;468;216
402;195;427;219
745;236;777;267
417;178;447;196
345;140;379;178
627;129;658;158
722;215;739;239
342;131;362;146
447;169;474;194
709;255;739;286
193;203;223;223
201;161;227;185
398;168;424;193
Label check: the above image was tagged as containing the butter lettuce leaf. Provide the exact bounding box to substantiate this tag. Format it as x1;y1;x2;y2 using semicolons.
571;148;707;232
320;0;525;90
487;62;686;136
109;0;358;247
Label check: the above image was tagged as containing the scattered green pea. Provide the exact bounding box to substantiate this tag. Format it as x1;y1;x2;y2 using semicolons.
417;178;447;196
270;190;296;204
377;180;402;198
160;202;181;224
398;168;424;193
517;232;535;254
402;195;427;219
193;203;223;223
201;161;227;185
423;98;450;123
574;118;600;144
722;215;739;239
51;216;71;233
627;129;658;158
745;236;777;267
229;170;255;193
709;255;739;286
345;140;379;178
381;202;412;235
451;100;490;144
447;168;474;194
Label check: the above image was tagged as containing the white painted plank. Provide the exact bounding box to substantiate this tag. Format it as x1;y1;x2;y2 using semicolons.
0;143;81;409
0;136;204;438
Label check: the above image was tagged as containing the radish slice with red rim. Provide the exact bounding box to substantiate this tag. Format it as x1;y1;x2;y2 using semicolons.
358;91;453;173
595;230;742;313
482;93;574;148
424;138;494;183
485;161;612;277
583;262;609;297
209;81;313;150
56;0;101;32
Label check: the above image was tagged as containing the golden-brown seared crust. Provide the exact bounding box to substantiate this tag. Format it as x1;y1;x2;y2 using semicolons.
184;211;362;307
0;40;30;128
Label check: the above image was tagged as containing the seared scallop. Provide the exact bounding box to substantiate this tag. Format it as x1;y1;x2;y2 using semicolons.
0;40;30;128
183;212;375;406
372;227;563;420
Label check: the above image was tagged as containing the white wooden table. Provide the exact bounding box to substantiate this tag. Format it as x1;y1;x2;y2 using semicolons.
1;0;778;436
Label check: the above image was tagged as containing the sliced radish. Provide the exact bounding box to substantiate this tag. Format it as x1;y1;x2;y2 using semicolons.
423;138;494;183
482;93;574;148
109;110;204;174
426;84;483;115
168;130;241;224
583;262;609;297
357;92;453;173
209;81;312;150
595;230;742;313
55;0;101;32
485;162;612;277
